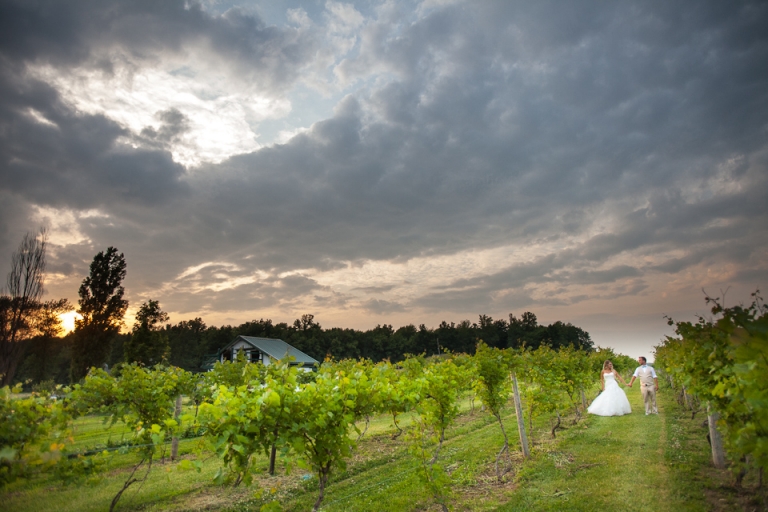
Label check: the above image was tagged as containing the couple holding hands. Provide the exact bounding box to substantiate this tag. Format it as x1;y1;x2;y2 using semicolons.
587;357;659;417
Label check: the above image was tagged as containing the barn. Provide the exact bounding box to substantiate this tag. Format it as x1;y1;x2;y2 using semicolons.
202;336;319;371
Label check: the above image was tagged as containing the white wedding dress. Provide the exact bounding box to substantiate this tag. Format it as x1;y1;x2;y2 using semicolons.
587;372;631;416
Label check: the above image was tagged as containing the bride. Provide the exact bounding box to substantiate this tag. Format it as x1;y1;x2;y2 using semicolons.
587;360;631;416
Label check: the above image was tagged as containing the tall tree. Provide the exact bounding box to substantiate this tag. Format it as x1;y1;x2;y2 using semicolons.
0;230;48;386
124;300;170;366
71;247;127;382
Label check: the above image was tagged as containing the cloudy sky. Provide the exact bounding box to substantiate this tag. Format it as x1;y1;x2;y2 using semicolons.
1;0;766;358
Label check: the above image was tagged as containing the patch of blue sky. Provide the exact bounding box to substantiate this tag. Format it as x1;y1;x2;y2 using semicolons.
253;83;342;144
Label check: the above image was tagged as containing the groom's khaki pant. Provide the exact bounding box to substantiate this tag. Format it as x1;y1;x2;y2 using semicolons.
641;384;657;414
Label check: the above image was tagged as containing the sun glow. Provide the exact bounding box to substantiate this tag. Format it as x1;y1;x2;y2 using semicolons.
59;311;82;334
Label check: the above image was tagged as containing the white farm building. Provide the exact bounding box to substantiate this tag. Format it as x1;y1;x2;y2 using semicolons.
202;336;319;371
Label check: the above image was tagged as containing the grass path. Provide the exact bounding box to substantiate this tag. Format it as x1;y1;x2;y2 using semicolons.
496;386;707;511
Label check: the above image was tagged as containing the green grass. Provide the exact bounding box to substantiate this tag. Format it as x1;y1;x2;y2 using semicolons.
272;408;513;512
68;413;134;450
497;388;700;511
4;388;765;511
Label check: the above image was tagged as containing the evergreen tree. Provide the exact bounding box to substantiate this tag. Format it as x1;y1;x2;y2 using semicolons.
71;247;127;382
124;300;169;366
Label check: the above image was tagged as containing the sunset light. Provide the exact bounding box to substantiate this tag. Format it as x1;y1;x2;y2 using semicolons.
58;311;82;334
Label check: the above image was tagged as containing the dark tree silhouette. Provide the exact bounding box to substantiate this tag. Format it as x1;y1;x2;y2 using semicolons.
71;247;128;382
0;230;48;386
124;300;170;366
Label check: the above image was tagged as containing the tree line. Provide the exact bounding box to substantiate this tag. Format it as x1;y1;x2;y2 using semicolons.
1;230;593;388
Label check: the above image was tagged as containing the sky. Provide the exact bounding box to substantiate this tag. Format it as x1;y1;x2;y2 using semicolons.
1;0;767;360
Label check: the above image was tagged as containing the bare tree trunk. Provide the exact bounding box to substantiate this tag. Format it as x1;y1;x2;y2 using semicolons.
550;411;562;438
495;412;511;481
0;230;47;386
356;415;370;441
269;438;277;475
707;404;726;469
430;428;446;465
391;412;403;439
572;397;582;424
511;373;531;458
171;395;183;460
312;469;329;512
0;350;23;388
735;457;748;488
580;388;587;410
110;456;152;512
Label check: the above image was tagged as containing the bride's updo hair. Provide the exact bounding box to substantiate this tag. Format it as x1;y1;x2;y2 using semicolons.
603;360;613;370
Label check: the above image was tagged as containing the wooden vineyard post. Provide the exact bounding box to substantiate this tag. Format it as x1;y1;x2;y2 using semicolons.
171;394;183;460
682;386;693;410
707;403;726;469
511;372;530;459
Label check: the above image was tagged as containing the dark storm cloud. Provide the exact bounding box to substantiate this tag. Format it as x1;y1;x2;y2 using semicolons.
0;0;316;90
408;173;768;312
0;0;318;292
0;0;316;215
1;0;767;318
0;48;190;215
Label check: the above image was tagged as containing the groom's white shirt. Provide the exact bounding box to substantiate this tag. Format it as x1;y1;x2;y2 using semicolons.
632;364;657;378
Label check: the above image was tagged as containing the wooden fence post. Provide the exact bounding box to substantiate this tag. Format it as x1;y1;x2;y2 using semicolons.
707;403;726;469
511;372;530;459
171;394;183;461
682;386;693;411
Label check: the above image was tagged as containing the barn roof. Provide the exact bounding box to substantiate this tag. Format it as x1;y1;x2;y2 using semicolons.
229;335;319;365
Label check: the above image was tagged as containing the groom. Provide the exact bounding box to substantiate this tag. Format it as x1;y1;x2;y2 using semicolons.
628;357;658;415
